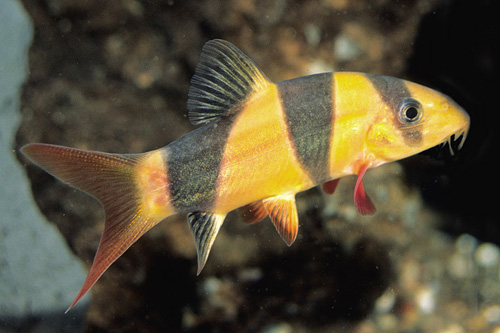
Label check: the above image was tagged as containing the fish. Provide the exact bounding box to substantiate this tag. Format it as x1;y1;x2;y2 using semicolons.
21;39;470;311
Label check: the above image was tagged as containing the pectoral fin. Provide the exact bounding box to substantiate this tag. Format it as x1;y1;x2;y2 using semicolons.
187;212;226;275
354;164;376;215
239;200;268;224
322;178;340;194
262;194;299;246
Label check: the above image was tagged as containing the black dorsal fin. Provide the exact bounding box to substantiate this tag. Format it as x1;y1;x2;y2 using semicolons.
187;39;271;125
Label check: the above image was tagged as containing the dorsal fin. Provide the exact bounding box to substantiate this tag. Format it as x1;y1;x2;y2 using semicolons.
187;39;271;125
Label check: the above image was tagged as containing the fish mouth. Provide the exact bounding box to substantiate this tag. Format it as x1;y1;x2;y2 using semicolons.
439;126;469;156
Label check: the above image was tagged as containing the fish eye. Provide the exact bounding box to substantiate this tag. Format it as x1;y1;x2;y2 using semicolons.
398;98;423;124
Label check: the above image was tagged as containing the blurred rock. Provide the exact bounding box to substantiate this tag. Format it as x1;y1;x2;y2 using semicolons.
0;0;87;329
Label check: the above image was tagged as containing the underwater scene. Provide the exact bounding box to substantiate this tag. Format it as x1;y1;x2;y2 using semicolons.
1;0;499;331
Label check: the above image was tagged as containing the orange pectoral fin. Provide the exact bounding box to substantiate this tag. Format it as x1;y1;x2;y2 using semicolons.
354;164;376;216
239;200;268;224
262;194;299;246
322;179;340;195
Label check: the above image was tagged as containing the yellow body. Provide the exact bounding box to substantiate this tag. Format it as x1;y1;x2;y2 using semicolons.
215;85;313;213
209;71;469;216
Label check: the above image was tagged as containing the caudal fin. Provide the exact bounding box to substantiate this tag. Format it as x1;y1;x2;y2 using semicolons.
21;143;172;312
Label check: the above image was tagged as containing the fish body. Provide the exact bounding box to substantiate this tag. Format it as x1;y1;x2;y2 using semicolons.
21;39;470;311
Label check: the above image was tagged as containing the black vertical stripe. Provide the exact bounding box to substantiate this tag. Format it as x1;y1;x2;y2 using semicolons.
164;118;234;212
364;73;411;111
278;73;334;184
365;73;422;146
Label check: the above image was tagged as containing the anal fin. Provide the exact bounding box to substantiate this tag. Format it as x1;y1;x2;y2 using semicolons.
262;194;299;246
187;212;226;275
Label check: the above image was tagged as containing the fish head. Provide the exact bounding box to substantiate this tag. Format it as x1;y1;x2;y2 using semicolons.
365;79;470;162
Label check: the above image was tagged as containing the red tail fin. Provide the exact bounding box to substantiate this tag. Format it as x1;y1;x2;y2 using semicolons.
21;144;171;312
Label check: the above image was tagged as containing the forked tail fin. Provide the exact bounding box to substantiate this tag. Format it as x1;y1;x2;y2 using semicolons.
21;144;173;312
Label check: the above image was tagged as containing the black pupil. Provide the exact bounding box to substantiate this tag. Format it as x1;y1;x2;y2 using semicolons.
405;106;419;120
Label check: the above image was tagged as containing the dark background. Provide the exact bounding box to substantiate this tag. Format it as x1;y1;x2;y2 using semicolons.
407;0;500;243
11;0;500;331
